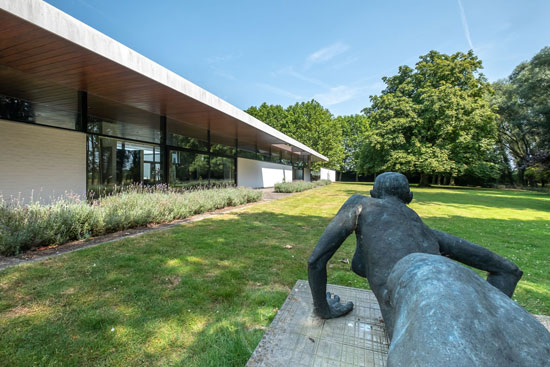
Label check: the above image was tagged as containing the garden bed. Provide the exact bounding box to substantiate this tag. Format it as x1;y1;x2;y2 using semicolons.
0;185;262;256
274;179;331;193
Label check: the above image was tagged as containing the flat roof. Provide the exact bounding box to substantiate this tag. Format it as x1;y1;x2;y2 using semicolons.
0;0;328;162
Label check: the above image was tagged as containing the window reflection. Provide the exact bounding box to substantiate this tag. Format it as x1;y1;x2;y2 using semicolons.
0;94;75;129
87;135;162;192
210;156;235;184
169;150;209;187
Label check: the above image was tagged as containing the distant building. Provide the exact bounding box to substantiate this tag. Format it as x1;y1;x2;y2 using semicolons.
0;0;327;203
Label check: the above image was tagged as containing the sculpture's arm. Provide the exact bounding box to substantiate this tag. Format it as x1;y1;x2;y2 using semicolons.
308;195;364;318
432;229;523;297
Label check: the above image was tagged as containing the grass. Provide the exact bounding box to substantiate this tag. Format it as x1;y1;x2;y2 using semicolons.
0;182;548;366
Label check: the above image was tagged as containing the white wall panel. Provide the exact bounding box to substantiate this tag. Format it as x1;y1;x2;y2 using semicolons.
0;120;86;204
237;158;292;188
320;168;336;182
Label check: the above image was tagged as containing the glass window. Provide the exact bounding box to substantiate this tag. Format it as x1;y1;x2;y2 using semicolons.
88;115;161;144
210;156;235;185
281;149;292;166
169;150;209;187
270;147;282;164
211;133;235;156
237;144;258;160
237;147;258;159
87;93;161;143
293;155;306;168
0;94;76;130
167;118;209;152
258;146;271;162
293;168;304;181
87;135;162;193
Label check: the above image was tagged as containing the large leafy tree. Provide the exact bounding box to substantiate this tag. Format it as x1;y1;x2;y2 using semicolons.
245;102;287;131
334;114;369;179
246;100;344;170
492;47;550;185
359;50;499;185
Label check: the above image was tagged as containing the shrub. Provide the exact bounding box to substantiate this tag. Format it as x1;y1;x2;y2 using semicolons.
0;186;262;256
274;180;331;193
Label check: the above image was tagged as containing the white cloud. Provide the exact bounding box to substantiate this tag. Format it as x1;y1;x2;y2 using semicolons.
305;42;349;68
329;56;359;70
206;54;237;64
213;68;237;81
313;85;361;106
275;66;330;88
206;54;240;81
457;0;474;51
257;83;302;100
313;80;386;107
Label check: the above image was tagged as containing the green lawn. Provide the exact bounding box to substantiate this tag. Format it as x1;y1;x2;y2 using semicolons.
1;183;549;366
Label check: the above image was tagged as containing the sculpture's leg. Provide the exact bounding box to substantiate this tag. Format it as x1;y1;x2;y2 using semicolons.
377;290;395;340
432;229;523;297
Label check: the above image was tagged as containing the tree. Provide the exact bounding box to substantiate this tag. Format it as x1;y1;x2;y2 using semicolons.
246;100;345;170
491;81;535;184
335;114;369;179
358;50;499;186
245;103;287;131
492;47;550;186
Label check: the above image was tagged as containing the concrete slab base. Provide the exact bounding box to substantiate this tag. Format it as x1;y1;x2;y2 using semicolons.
247;280;389;367
247;280;550;367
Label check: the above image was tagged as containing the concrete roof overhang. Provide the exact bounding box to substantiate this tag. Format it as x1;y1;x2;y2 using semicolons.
0;0;328;162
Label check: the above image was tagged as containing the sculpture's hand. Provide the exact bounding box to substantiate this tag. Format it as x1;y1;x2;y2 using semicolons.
325;292;353;318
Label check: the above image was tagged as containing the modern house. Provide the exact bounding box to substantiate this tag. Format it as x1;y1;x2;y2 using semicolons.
0;0;328;203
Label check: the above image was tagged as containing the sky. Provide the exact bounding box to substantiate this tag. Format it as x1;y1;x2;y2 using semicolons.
44;0;550;117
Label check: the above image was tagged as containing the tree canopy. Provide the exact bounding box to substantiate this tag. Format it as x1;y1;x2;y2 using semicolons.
246;100;345;170
492;46;550;186
358;50;499;185
335;114;369;173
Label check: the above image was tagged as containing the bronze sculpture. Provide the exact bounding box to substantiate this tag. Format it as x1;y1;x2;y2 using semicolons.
308;172;550;365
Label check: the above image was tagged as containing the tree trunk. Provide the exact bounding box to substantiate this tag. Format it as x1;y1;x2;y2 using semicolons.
339;171;342;181
437;175;442;185
419;173;430;187
500;151;515;186
355;171;359;182
518;168;525;186
450;175;456;186
431;175;437;185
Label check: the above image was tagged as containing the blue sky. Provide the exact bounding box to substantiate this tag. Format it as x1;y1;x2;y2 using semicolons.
45;0;550;117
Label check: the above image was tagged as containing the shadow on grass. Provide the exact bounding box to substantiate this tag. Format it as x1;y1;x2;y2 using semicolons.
336;185;549;213
0;207;548;366
414;190;550;212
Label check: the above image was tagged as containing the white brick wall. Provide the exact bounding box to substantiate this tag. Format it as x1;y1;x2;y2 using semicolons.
0;119;86;204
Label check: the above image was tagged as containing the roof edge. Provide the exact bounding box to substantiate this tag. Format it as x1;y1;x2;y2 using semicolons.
0;0;328;162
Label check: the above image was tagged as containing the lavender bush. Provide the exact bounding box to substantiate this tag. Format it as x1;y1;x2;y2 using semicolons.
274;179;332;193
0;186;262;256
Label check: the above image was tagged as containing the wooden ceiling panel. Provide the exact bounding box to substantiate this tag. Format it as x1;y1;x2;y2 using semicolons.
0;7;319;159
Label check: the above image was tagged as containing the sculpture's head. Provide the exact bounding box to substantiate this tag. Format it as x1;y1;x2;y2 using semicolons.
370;172;413;204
